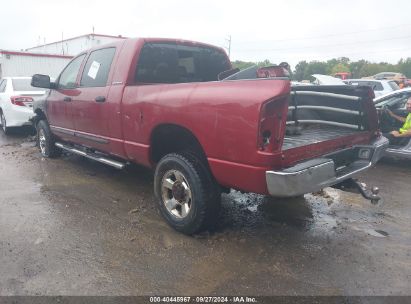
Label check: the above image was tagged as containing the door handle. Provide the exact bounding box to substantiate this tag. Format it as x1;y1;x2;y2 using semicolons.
63;97;72;102
95;96;106;103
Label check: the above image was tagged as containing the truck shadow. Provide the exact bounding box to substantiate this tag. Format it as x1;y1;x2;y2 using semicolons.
53;152;324;234
30;146;376;239
215;191;316;233
56;152;318;234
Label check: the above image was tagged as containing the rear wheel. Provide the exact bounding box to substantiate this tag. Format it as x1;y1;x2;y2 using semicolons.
36;120;61;158
0;111;10;135
154;152;221;235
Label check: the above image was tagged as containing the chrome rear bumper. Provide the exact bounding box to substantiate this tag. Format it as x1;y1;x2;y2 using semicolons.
266;136;388;197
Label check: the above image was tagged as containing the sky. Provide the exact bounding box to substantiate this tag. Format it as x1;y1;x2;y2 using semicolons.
1;0;411;69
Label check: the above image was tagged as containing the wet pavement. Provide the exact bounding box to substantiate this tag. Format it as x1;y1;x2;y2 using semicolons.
0;129;410;296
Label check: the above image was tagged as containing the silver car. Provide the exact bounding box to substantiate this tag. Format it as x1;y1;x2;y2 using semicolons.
374;88;411;159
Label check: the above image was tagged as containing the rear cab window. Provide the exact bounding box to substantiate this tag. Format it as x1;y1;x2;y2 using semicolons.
135;42;230;84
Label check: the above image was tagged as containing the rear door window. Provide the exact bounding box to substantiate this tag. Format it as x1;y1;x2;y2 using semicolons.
80;48;116;87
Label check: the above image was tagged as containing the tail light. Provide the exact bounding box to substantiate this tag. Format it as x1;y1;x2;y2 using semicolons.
258;97;289;152
10;96;33;107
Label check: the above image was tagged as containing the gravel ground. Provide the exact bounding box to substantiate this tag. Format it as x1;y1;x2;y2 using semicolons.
0;128;410;296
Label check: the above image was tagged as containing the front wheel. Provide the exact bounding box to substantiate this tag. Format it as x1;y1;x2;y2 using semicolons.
36;120;61;158
154;152;221;235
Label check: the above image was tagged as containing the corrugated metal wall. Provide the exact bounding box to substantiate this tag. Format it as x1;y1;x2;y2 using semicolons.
0;54;71;78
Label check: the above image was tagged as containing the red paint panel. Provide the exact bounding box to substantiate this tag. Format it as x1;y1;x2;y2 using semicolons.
121;79;290;167
208;158;269;195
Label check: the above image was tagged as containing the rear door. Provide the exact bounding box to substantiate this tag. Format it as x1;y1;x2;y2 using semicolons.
47;54;86;140
71;47;119;153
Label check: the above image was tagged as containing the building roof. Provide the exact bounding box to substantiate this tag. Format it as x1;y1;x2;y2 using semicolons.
26;33;127;50
0;50;73;59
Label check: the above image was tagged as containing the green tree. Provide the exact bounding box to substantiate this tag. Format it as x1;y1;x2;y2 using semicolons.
359;63;386;78
293;60;308;81
339;57;350;65
234;56;410;81
331;63;350;75
305;61;328;79
231;60;255;70
349;60;368;78
231;59;274;70
398;58;411;78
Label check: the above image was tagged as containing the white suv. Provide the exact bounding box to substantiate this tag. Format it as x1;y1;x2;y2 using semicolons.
0;77;46;134
343;79;399;98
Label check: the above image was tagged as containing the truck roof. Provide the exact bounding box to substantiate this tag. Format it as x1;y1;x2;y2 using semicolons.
82;37;227;56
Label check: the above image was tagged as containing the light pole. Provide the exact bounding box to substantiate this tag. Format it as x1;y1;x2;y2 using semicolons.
225;35;231;59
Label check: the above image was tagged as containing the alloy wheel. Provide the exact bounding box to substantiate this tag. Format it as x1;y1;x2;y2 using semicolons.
161;169;193;218
38;128;47;155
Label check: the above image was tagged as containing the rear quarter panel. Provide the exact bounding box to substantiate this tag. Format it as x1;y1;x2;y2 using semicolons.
121;79;290;169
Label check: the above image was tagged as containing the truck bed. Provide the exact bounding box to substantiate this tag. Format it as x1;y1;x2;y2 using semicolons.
282;125;360;150
282;86;371;152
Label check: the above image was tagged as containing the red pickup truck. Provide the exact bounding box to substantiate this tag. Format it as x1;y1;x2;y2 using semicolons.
31;38;388;234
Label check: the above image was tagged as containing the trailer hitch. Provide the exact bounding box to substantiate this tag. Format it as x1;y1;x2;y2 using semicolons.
332;178;380;205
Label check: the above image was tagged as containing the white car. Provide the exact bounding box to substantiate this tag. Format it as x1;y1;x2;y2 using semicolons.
312;74;346;85
0;77;46;134
343;79;399;98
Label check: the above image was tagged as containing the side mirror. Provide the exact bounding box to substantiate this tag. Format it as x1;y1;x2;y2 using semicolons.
31;74;52;89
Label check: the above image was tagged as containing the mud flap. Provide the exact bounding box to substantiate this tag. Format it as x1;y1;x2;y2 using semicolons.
331;178;380;205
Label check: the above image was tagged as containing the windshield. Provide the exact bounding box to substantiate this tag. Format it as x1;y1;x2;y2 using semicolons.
375;93;409;107
12;79;45;91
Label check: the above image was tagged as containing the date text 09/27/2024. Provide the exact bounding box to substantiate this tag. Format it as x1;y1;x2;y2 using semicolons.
149;296;257;303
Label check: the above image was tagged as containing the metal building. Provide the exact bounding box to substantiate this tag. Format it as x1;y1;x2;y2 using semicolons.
0;50;72;78
26;33;126;56
0;33;126;79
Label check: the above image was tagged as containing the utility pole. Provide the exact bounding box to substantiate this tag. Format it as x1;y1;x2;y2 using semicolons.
61;32;64;55
225;35;231;59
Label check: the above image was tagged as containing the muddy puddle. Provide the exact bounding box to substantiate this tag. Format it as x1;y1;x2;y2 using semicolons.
217;187;389;239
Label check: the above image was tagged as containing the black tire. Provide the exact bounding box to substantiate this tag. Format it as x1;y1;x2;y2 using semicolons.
154;152;221;235
0;111;10;135
36;120;61;158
